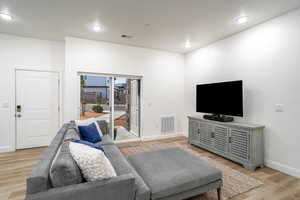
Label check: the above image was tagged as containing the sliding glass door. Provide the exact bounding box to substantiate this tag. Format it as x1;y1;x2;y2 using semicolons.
79;74;140;141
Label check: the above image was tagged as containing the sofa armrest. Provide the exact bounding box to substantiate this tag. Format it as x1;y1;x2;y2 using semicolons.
26;174;135;200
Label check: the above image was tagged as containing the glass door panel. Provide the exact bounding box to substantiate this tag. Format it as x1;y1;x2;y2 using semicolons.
113;77;140;141
80;75;113;136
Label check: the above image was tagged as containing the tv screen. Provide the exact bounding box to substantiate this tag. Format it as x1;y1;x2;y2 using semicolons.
196;80;243;117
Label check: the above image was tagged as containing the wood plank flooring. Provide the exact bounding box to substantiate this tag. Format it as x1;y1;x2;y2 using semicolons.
1;137;300;200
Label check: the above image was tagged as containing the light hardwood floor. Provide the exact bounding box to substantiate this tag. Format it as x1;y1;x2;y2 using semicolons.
1;137;300;200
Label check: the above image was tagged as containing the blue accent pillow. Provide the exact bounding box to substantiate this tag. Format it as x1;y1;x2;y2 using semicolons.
78;123;102;143
74;140;104;152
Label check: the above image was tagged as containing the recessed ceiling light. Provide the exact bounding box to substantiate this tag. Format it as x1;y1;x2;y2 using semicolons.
236;16;249;24
93;25;102;32
185;40;191;49
0;12;13;21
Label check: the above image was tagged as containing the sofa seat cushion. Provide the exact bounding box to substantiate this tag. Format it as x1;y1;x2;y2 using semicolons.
103;144;150;200
96;135;114;146
127;147;222;200
50;141;83;187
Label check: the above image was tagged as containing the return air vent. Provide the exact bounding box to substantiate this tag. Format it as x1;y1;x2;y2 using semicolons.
161;116;175;133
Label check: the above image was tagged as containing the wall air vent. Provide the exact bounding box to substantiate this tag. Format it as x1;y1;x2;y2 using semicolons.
161;116;175;133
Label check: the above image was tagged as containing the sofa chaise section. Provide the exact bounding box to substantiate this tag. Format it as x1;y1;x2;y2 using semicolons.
103;144;151;200
128;147;223;200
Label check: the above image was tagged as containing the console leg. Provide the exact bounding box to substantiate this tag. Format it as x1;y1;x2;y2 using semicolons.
217;187;221;200
243;163;256;171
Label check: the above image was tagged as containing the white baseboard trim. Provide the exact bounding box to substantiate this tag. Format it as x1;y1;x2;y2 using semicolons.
115;138;142;144
114;133;185;144
265;159;300;178
141;133;185;142
0;146;12;153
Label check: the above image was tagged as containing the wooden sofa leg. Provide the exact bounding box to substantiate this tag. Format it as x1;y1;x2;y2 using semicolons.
217;187;221;200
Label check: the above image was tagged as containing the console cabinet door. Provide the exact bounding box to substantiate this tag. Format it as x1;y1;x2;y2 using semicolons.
213;125;229;153
199;123;212;147
189;120;200;144
230;129;250;161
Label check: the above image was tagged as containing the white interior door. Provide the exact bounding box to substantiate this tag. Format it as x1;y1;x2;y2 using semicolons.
16;70;60;149
130;80;140;136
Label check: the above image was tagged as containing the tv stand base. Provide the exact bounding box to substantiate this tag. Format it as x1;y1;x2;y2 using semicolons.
188;116;265;171
203;114;234;122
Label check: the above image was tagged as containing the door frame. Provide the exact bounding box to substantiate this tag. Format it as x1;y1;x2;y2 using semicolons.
10;67;63;151
77;72;143;141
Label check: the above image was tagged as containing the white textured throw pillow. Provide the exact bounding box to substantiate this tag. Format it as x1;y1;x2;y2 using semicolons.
75;118;103;136
69;142;116;181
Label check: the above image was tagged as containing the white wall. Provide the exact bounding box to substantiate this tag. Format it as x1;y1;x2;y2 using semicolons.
0;34;64;152
64;37;185;138
184;8;300;177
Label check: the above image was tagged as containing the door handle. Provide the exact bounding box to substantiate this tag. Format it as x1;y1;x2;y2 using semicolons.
16;105;22;112
16;114;22;118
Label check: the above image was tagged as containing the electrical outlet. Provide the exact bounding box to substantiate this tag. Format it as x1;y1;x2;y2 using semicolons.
275;104;284;112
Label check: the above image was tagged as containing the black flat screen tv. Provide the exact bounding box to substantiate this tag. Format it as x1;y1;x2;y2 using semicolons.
196;80;243;117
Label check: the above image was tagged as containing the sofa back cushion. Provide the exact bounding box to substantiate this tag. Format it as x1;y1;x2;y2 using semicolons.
64;128;81;141
26;123;69;195
50;141;83;187
69;120;80;132
96;120;109;135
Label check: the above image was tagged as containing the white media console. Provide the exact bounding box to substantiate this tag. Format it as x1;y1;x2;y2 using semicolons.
188;116;265;171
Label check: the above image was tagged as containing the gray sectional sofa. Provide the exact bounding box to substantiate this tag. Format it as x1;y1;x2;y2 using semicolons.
26;121;150;200
26;121;222;200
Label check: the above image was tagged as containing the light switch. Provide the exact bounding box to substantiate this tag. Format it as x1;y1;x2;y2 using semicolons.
275;104;284;112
